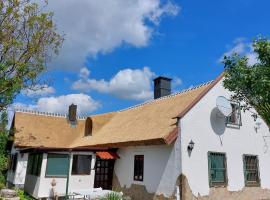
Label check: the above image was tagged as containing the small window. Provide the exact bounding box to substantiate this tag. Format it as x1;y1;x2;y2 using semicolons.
27;153;42;176
84;118;92;136
226;103;242;126
243;155;260;186
46;153;69;177
208;152;227;187
134;155;144;181
72;155;92;175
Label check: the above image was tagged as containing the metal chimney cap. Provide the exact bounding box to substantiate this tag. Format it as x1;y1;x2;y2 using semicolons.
153;76;172;82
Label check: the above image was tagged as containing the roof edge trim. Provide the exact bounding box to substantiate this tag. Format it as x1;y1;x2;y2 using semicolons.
177;73;224;118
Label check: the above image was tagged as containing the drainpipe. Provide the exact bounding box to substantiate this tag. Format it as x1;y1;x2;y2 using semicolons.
65;151;72;200
176;186;180;200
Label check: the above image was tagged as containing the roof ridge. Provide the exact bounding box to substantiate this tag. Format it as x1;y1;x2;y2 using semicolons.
15;109;86;120
118;80;214;113
87;111;116;118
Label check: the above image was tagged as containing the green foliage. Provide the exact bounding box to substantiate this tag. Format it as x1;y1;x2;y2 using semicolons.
0;111;8;187
0;0;63;111
100;192;122;200
223;36;270;126
15;189;34;200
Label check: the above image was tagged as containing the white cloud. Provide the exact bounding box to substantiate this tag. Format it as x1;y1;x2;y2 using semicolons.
219;38;258;65
72;67;155;100
46;0;180;70
172;77;182;87
13;94;100;115
22;84;55;97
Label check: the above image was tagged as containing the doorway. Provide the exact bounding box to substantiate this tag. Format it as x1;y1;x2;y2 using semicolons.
94;158;115;190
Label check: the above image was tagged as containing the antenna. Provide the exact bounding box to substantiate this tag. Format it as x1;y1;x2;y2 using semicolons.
216;96;232;117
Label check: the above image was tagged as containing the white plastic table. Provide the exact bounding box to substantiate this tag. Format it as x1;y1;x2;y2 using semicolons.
72;189;121;200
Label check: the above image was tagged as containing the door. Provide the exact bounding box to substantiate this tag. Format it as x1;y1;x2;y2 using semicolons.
94;158;115;190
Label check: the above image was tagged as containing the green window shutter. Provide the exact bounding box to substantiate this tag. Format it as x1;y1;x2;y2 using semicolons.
243;155;247;185
46;153;69;177
27;154;34;174
208;152;227;187
36;154;43;176
32;155;38;175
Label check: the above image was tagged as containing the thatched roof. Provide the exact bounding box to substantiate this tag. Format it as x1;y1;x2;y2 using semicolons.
13;75;222;149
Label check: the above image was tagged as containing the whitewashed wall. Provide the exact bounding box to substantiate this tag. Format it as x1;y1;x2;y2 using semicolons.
14;153;28;186
7;147;28;188
180;79;270;197
114;140;182;198
37;152;96;198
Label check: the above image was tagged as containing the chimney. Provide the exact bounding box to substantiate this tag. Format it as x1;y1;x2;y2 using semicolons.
68;103;77;122
154;76;172;99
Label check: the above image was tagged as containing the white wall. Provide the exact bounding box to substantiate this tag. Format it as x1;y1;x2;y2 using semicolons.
180;79;270;197
14;153;28;186
37;152;96;198
114;140;182;198
7;146;28;187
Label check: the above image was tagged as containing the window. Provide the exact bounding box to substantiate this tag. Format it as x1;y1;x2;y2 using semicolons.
46;153;69;177
27;153;43;176
84;118;92;136
243;155;260;186
208;152;227;186
72;155;92;175
226;103;242;126
134;155;144;181
9;153;18;172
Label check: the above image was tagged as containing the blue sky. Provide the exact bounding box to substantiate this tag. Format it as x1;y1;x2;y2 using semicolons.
13;0;270;116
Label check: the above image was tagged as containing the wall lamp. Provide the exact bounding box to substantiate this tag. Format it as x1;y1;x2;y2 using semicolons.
187;140;195;152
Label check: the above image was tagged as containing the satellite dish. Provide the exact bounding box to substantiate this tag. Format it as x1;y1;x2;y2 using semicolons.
216;96;232;117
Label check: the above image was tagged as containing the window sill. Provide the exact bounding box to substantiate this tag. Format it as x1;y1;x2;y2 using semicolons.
245;183;261;187
71;173;91;176
209;183;227;188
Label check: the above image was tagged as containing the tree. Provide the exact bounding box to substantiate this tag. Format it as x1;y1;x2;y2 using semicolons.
223;37;270;127
0;0;63;111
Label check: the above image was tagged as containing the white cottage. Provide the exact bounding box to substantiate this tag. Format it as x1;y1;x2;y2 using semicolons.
7;74;270;200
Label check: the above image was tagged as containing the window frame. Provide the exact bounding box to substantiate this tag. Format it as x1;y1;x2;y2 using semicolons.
134;155;144;182
226;102;242;126
243;154;261;187
26;153;43;176
45;153;69;178
84;118;92;137
71;154;92;175
208;151;228;187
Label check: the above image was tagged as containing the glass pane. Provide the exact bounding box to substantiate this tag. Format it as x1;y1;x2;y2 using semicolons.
72;155;91;175
46;154;69;177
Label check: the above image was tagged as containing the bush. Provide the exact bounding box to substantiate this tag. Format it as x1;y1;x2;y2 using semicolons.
15;189;34;200
101;192;122;200
0;182;5;190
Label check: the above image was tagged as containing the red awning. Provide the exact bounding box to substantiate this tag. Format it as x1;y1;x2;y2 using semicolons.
96;151;120;159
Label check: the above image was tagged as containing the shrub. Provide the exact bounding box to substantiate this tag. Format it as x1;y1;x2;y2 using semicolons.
0;182;5;190
15;189;34;200
101;192;122;200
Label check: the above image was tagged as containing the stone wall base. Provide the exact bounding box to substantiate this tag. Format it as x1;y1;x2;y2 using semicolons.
180;174;270;200
112;173;176;200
